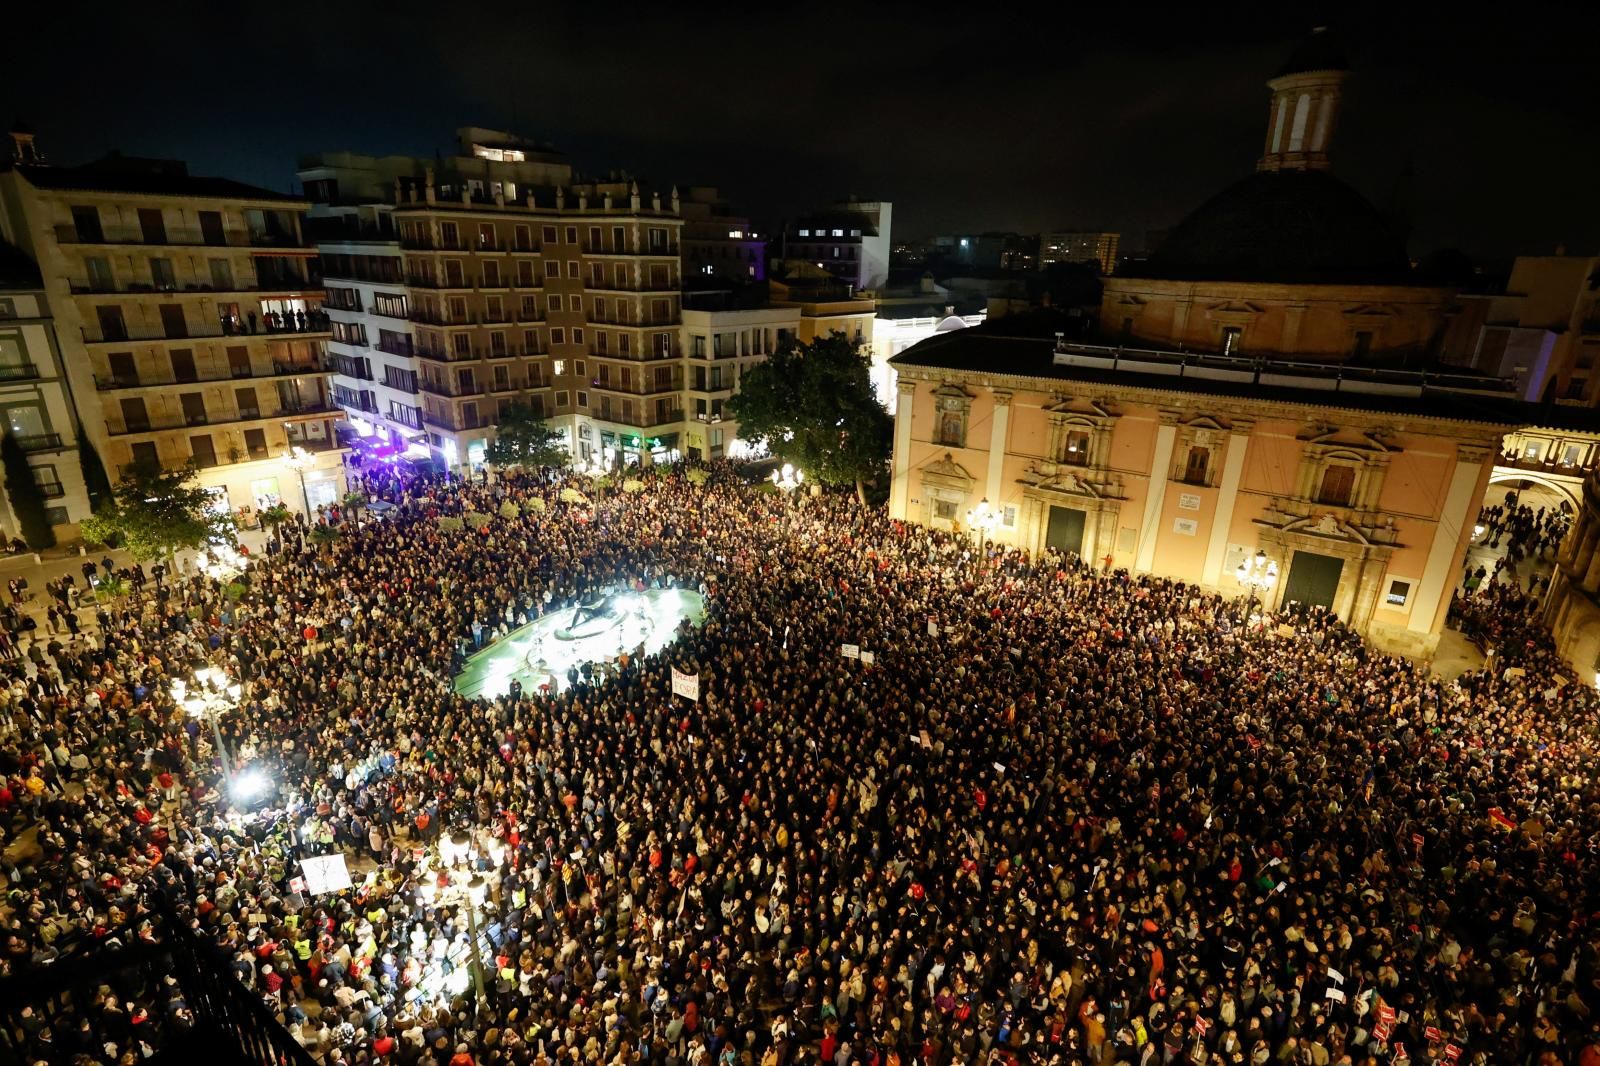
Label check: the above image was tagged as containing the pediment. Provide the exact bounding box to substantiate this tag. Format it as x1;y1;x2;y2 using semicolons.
1284;513;1370;544
1344;304;1396;317
1206;301;1264;315
922;453;975;484
1299;426;1395;453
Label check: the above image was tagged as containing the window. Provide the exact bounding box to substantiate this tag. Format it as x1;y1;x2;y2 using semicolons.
728;229;743;239
452;333;472;356
549;294;563;312
149;258;176;290
937;412;965;447
1001;505;1018;529
545;260;561;280
1352;330;1373;359
374;292;408;318
1063;431;1090;464
551;328;566;344
1221;327;1242;355
477;223;495;250
565;226;577;245
831;228;844;237
553;360;566;375
798;229;810;237
555;391;569;406
30;464;63;498
1183;446;1210;485
180;393;208;426
71;205;104;243
566;261;579;278
190;433;217;468
481;262;500;287
933;499;959;521
1317;465;1356;506
577;391;588;407
1385;579;1412;607
514;224;532;251
573;328;584;344
542;226;558;244
439;221;459;247
574;361;585;376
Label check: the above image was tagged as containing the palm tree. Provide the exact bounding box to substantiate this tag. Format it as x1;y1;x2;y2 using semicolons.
342;490;368;525
309;524;341;556
259;502;292;533
94;574;129;602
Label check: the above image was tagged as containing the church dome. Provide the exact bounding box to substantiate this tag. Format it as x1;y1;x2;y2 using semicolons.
1144;169;1411;284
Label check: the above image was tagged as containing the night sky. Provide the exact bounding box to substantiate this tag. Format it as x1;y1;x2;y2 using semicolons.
5;4;1595;267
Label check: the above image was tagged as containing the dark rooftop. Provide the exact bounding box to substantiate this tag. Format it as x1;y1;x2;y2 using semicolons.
10;158;302;203
1277;26;1350;78
889;328;1600;432
1142;169;1413;285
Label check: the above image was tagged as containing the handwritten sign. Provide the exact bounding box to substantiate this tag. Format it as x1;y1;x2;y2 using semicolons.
671;668;700;701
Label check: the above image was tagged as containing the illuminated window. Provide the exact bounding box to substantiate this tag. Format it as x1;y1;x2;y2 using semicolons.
728;230;743;239
553;360;565;375
1221;327;1242;355
831;228;844;237
798;229;810;237
1063;431;1090;465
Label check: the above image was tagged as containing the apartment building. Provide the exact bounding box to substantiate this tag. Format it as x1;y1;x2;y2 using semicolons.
0;241;90;538
677;296;800;463
1040;230;1121;275
779;199;892;293
0;153;346;517
679;187;765;283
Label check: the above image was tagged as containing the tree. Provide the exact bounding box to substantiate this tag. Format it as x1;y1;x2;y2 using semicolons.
1;432;55;549
80;461;232;562
727;334;893;504
485;404;568;469
309;524;341;556
258;502;292;532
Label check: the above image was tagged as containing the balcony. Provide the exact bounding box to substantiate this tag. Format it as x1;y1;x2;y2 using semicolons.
109;403;337;437
404;273;473;291
0;363;42;381
53;224;312;251
420;377;482;398
595;408;685;429
95;361;335;391
408;308;481;327
14;432;64;452
422;410;487;431
375;339;415;358
582;240;680;257
694;412;726;424
70;279;319;298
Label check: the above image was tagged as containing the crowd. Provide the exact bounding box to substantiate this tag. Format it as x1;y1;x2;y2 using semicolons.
2;464;1599;1066
1472;495;1570;584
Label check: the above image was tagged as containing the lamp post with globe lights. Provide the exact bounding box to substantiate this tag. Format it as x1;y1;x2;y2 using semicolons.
770;462;804;494
965;497;1000;569
423;828;506;1010
284;444;316;518
1235;549;1279;625
172;667;242;797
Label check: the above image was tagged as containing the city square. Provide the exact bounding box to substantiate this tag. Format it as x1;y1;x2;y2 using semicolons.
1;11;1599;1066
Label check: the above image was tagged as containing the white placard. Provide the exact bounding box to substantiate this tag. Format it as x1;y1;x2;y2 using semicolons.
840;643;860;660
859;651;875;665
670;667;700;701
927;619;939;637
1178;493;1201;511
1173;518;1198;536
299;853;352;896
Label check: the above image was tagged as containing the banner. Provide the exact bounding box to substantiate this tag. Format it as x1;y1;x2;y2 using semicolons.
671;667;700;702
300;853;352;896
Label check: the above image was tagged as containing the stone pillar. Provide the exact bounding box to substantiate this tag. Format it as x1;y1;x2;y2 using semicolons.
1202;424;1253;586
1584;546;1600;595
1408;443;1492;635
889;380;916;521
986;391;1012;508
1134;413;1179;573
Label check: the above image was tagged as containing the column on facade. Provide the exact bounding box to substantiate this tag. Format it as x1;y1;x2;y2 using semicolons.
1134;414;1179;573
985;391;1012;512
1407;445;1491;635
1201;424;1254;586
889;380;916;520
1583;541;1600;595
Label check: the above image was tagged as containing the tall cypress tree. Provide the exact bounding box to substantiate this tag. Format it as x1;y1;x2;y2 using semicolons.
2;432;55;549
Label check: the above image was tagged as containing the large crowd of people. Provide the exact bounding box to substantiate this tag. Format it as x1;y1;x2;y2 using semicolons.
2;464;1599;1066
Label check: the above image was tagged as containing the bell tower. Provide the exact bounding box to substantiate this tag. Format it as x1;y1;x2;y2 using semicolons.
1258;27;1349;173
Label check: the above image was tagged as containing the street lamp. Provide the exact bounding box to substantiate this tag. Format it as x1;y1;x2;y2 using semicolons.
423;828;503;1010
285;444;316;518
1235;549;1279;623
966;497;1000;566
770;463;804;494
172;667;243;796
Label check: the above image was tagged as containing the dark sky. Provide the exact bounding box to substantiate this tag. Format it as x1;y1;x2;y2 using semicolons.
5;3;1596;266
